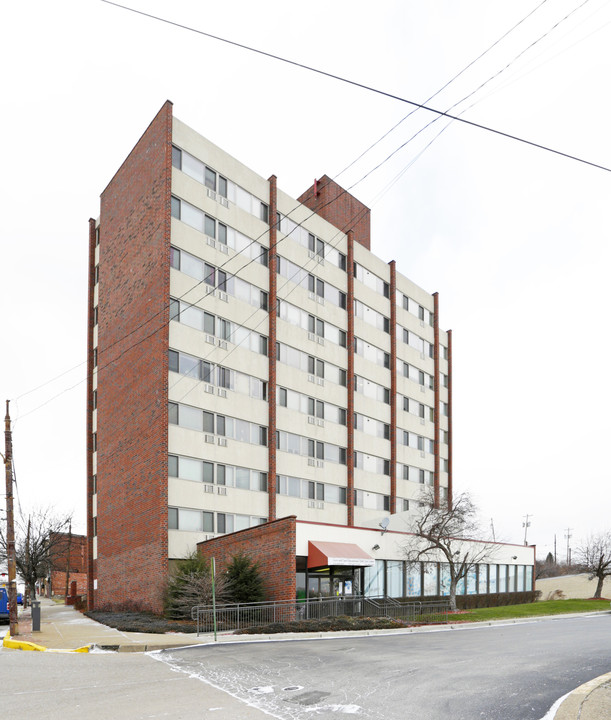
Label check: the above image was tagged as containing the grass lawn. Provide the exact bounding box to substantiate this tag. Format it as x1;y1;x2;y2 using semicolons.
458;598;610;623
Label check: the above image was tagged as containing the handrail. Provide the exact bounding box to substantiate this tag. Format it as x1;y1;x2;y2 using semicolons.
191;596;450;635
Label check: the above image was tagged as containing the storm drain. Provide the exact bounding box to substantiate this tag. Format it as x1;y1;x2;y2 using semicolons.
284;690;331;706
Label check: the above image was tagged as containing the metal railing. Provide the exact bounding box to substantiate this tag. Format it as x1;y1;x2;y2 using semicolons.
191;596;450;635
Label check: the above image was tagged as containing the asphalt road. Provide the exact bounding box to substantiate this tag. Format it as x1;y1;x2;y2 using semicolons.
158;614;611;720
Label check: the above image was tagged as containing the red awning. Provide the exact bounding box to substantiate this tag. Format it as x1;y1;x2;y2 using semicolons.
308;540;375;568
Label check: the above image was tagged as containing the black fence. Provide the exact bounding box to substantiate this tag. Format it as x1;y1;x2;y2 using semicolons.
191;596;450;635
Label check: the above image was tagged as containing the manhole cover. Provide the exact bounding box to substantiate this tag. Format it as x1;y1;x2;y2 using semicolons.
284;690;331;706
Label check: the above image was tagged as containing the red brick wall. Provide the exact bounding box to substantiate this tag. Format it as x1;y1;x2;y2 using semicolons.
267;175;278;521
389;261;397;514
346;233;355;527
49;533;87;573
50;571;87;596
86;219;96;607
92;100;173;613
196;516;297;603
433;292;440;508
447;329;453;508
298;176;371;250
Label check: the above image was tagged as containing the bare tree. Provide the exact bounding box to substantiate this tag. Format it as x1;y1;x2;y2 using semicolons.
0;507;72;603
577;533;611;599
404;490;494;611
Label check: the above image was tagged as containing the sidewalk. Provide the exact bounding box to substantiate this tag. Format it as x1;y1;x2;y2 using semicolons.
6;598;208;652
4;599;610;720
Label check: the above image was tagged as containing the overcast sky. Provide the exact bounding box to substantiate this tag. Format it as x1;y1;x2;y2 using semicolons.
2;0;610;560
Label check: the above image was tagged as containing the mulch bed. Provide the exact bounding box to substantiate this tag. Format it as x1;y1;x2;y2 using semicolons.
235;615;412;634
84;611;417;635
84;611;197;634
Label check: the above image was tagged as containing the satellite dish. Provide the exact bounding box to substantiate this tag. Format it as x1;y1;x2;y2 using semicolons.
379;517;390;534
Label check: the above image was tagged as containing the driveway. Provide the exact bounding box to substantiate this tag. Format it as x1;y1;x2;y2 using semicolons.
157;613;611;720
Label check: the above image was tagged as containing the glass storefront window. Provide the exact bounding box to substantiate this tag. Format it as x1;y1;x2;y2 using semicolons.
406;563;421;596
423;562;438;596
478;564;489;594
387;561;403;598
489;564;497;593
439;563;451;596
364;560;384;597
525;565;533;591
508;564;516;592
296;572;306;601
466;567;477;595
498;565;507;593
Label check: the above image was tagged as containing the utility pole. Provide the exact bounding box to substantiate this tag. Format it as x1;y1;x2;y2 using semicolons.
3;400;19;636
522;514;532;546
490;518;496;542
64;521;72;601
25;516;31;605
565;528;572;567
554;534;557;564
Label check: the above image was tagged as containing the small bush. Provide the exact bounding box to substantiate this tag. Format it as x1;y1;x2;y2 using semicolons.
226;554;264;604
164;552;229;619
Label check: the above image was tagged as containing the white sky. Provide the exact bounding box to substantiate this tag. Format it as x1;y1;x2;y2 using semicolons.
2;0;610;561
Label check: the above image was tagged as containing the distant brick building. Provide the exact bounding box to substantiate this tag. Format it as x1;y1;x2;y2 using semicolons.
45;532;87;597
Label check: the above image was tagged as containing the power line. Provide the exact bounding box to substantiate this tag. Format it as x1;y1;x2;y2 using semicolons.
99;0;611;174
336;0;550;179
342;0;598;208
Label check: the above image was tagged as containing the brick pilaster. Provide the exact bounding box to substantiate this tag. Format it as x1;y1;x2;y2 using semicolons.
86;218;96;609
447;328;453;509
346;232;355;526
389;261;397;514
267;175;278;521
433;292;440;508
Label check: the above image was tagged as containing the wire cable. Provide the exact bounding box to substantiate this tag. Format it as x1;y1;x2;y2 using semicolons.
99;0;611;174
335;0;550;180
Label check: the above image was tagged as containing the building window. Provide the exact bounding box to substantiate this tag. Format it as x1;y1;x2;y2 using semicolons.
205;166;216;191
309;233;324;258
171;146;182;169
218;176;228;198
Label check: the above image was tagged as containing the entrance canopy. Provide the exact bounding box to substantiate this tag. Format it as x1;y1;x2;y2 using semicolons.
308;540;375;569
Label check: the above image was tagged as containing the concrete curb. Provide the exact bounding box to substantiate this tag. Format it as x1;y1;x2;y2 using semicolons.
3;634;90;653
553;672;611;720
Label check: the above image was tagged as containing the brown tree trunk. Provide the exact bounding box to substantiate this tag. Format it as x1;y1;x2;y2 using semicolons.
449;579;458;611
594;574;604;599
